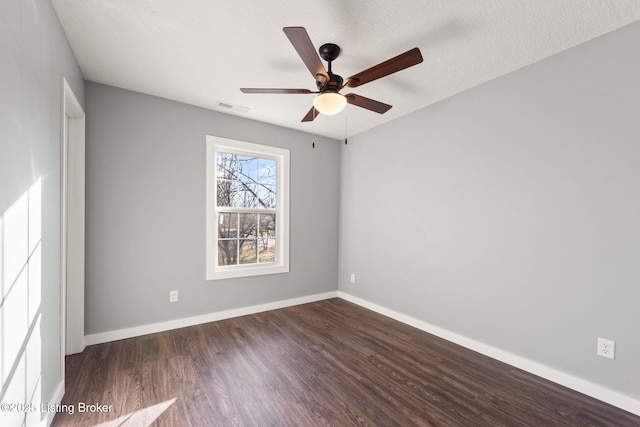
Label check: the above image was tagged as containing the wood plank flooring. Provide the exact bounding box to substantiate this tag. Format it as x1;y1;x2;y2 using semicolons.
52;298;640;426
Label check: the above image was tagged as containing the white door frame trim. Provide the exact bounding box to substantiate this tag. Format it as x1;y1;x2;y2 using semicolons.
60;78;86;387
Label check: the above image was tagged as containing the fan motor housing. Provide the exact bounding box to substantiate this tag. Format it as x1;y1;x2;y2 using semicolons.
317;73;343;91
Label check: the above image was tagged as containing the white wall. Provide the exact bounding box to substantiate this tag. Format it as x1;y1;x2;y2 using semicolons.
339;21;640;401
1;0;85;422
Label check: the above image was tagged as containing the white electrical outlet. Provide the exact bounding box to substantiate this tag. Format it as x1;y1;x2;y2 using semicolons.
597;337;615;359
169;290;178;303
350;274;356;284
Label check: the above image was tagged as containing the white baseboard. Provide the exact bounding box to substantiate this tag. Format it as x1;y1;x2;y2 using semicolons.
337;291;640;417
84;291;338;346
80;290;639;416
44;381;65;427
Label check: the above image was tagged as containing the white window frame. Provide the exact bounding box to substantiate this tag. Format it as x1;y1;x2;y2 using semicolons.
206;135;290;280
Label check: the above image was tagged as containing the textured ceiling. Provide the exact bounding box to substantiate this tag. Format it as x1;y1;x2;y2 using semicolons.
51;0;640;140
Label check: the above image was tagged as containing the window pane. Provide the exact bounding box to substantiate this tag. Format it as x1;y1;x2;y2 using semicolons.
216;152;230;173
259;213;276;238
257;159;277;184
238;183;259;208
230;182;254;208
218;213;237;238
238;156;258;182
216;153;239;180
216;179;233;207
216;153;277;210
257;184;276;209
229;181;245;207
239;213;257;238
218;180;258;208
258;238;276;263
218;240;237;265
239;239;257;264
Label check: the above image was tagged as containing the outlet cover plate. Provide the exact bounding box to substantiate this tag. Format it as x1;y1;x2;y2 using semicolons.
597;337;615;359
169;290;178;303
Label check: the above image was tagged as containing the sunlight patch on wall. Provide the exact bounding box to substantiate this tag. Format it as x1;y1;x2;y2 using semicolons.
0;179;43;427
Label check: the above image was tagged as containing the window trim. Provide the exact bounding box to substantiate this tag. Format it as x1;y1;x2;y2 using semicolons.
206;135;290;280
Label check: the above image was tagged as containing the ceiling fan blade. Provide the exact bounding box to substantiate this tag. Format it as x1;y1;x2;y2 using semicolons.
346;47;423;88
240;88;316;94
283;27;329;82
345;93;392;114
301;106;319;122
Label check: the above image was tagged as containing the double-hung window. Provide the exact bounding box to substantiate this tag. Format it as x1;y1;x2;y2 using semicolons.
206;135;289;280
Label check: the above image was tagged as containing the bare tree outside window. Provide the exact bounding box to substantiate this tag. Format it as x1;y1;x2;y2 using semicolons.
216;153;277;266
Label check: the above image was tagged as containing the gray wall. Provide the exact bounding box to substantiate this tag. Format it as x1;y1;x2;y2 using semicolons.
84;82;340;334
339;22;640;399
4;0;635;410
1;0;84;412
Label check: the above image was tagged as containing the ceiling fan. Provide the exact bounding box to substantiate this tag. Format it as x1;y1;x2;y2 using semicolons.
241;27;424;122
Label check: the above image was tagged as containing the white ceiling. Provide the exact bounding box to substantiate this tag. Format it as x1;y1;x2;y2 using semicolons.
51;0;640;140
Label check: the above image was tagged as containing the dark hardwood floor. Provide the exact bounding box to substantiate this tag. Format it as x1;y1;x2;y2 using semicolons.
52;298;639;426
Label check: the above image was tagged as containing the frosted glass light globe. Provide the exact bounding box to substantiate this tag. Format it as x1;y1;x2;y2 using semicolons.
313;92;347;115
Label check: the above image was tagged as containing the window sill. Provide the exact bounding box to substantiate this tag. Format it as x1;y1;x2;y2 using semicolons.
206;263;289;281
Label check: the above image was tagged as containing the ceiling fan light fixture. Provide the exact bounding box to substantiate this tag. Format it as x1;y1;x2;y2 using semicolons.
313;92;347;115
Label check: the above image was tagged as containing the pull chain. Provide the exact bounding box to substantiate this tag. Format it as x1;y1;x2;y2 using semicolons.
344;109;348;145
312;107;317;149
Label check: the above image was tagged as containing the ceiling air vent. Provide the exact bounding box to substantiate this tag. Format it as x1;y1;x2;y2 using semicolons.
216;100;250;114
